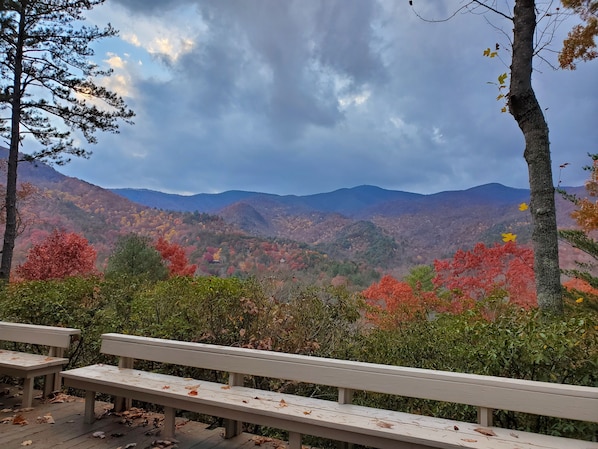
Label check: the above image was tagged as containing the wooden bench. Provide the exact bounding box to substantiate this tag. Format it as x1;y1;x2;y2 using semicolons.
0;321;80;407
61;333;598;449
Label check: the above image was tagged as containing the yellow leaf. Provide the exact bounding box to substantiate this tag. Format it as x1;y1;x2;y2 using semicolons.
496;93;505;101
576;297;584;303
498;73;508;84
501;233;517;242
501;106;507;113
483;48;491;57
518;202;528;211
490;51;498;58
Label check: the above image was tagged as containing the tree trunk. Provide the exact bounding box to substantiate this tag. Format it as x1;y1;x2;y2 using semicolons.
509;0;563;315
0;1;26;283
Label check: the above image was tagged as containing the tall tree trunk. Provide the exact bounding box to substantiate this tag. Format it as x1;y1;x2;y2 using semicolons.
509;0;563;315
0;1;26;283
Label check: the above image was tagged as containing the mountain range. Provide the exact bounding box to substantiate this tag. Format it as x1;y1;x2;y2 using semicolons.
0;146;587;281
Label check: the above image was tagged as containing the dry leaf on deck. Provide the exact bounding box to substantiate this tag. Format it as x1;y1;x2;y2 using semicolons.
278;399;287;407
35;414;55;424
376;420;394;428
474;427;496;436
303;410;312;415
12;414;28;426
187;390;198;396
221;385;231;390
20;441;32;446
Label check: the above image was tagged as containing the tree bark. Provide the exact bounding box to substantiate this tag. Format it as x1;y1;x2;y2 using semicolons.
509;0;563;314
0;0;26;283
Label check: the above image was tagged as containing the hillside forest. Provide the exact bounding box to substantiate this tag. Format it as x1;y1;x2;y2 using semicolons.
0;153;597;443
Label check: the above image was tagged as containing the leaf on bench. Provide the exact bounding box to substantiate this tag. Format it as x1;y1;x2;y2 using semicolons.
188;390;198;396
278;399;287;407
376;420;394;428
474;427;497;436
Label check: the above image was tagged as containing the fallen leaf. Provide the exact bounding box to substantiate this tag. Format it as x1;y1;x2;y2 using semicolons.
20;441;32;446
162;386;170;390
453;425;459;431
303;410;312;415
187;390;198;396
221;385;231;390
474;427;497;436
35;414;55;424
92;431;105;439
278;399;287;407
12;415;28;426
1;408;12;413
510;432;519;438
184;384;200;390
376;420;394;428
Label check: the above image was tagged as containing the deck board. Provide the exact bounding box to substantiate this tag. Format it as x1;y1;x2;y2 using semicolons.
0;385;303;449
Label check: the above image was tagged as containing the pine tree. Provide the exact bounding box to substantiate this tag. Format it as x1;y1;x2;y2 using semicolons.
0;0;134;282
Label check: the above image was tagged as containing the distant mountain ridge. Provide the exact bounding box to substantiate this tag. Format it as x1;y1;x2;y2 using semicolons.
110;182;532;217
0;144;587;279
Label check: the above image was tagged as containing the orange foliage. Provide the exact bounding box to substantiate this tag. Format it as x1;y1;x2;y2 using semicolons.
563;277;598;297
559;0;597;69
155;236;197;277
362;275;438;328
433;241;537;311
571;159;598;231
16;230;97;280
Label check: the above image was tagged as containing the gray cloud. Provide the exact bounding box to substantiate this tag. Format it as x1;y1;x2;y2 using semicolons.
58;0;598;195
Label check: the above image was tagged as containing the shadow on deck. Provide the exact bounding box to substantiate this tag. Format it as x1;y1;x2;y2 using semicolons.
0;385;300;449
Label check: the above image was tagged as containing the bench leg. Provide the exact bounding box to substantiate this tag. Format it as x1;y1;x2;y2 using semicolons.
288;432;302;449
21;377;34;408
163;407;176;439
84;390;96;424
114;395;132;412
224;418;242;439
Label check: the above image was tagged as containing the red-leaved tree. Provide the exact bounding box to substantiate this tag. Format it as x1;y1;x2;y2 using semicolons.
362;275;439;329
433;241;537;313
16;230;97;281
155;237;197;277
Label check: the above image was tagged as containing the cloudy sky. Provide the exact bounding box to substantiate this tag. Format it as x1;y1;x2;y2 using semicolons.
53;0;597;196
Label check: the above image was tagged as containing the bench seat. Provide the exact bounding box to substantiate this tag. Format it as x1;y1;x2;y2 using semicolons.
0;322;80;407
62;363;597;449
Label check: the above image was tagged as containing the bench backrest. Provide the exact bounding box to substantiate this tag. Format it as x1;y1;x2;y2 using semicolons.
101;333;598;423
0;322;80;349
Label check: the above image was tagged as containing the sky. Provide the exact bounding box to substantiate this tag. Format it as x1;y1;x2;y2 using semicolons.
51;0;597;196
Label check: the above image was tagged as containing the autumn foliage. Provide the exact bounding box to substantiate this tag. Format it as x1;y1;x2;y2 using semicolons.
362;275;438;328
433;241;536;312
155;236;197;277
16;230;97;281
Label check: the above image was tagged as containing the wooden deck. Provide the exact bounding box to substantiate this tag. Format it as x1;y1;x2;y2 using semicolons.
0;385;304;449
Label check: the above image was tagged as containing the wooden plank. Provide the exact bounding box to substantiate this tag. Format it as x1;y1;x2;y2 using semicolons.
0;322;80;348
99;333;598;422
61;364;598;449
0;350;67;372
0;388;264;449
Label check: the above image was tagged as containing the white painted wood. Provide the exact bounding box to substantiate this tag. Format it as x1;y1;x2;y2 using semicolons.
224;372;244;438
99;333;598;422
163;406;176;438
61;364;598;449
0;322;80;404
84;390;95;424
0;321;80;348
477;407;493;427
288;431;301;449
338;387;353;404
